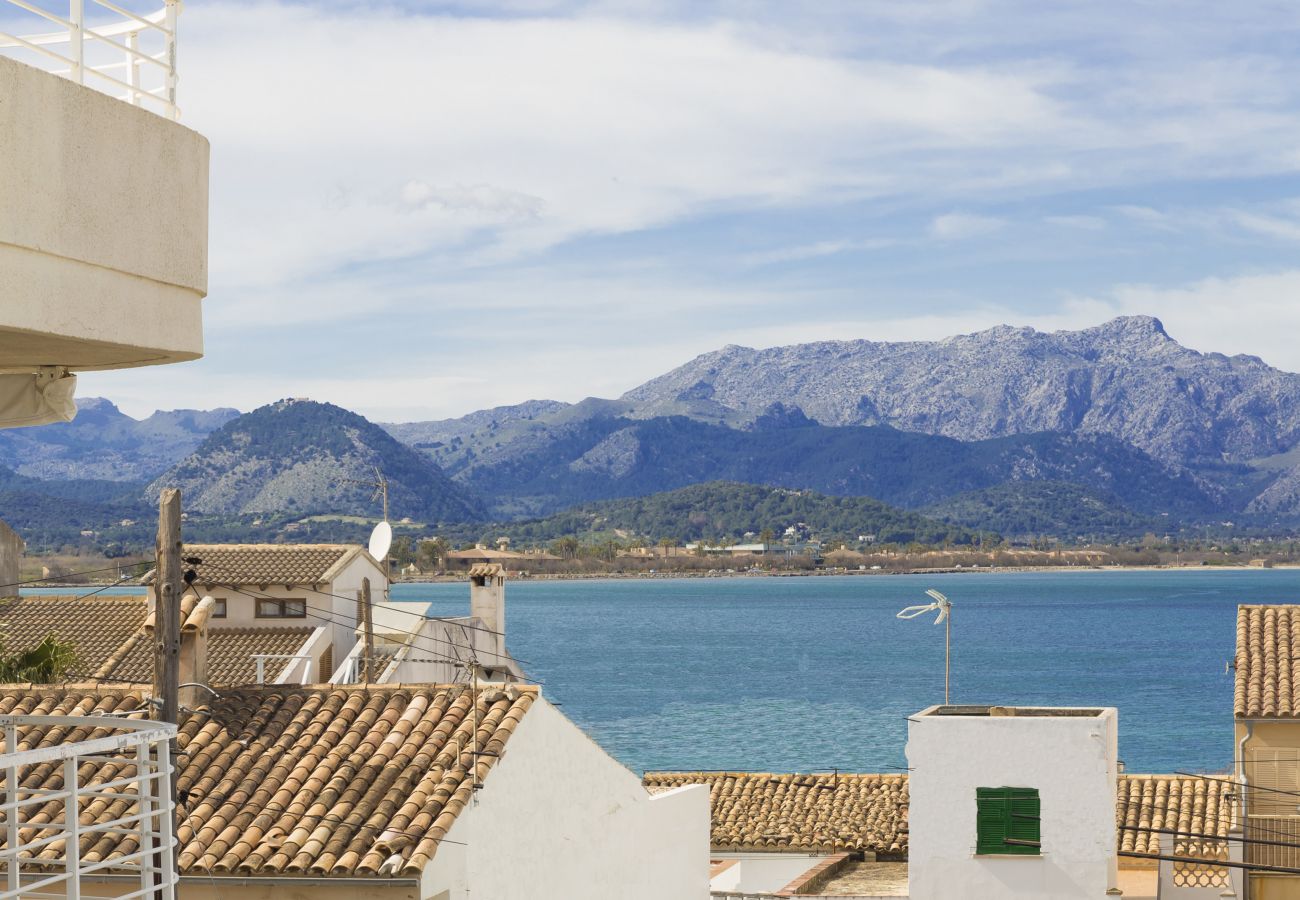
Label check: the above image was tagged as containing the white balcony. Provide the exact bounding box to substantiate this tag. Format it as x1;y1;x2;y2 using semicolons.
0;0;206;376
0;714;178;900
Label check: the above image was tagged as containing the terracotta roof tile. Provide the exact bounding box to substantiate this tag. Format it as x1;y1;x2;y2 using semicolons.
0;594;321;687
0;595;147;678
206;628;316;684
644;772;909;856
1235;605;1300;718
644;771;1238;858
151;544;358;587
0;684;537;877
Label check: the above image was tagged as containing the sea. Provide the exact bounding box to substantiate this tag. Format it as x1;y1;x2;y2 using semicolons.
28;569;1292;775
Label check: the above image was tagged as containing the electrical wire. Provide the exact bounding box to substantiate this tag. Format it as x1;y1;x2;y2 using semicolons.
184;577;543;685
186;558;525;662
1;562;149;592
180;558;513;643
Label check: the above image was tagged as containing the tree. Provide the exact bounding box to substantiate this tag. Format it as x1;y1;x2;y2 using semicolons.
390;536;415;568
552;536;579;559
0;635;76;683
658;537;676;557
418;536;449;571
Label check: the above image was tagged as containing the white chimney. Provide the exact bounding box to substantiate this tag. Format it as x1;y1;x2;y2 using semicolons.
468;563;506;662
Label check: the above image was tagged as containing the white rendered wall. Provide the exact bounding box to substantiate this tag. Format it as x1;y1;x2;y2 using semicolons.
906;708;1119;900
421;696;710;900
0;56;207;370
709;853;831;893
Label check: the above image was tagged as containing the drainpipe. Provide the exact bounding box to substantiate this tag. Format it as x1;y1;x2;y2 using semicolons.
1237;720;1253;900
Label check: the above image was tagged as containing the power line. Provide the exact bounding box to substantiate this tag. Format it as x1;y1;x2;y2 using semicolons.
1;562;150;592
195;578;541;683
188;558;519;650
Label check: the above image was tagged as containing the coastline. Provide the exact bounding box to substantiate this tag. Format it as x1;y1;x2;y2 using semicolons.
395;562;1296;584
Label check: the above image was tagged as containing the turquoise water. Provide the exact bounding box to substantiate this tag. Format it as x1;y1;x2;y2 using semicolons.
397;571;1279;775
28;570;1285;774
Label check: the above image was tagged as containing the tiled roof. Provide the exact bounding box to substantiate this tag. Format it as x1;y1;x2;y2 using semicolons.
1235;605;1300;718
644;772;909;855
0;595;316;685
207;627;316;684
1116;775;1235;855
0;594;147;679
644;771;1238;857
0;684;537;877
153;544;358;586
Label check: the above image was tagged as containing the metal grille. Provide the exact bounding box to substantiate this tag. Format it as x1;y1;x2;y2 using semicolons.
0;714;177;900
1247;816;1300;871
0;0;180;119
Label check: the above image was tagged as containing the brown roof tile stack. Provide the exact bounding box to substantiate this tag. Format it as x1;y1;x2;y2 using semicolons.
1116;775;1236;855
0;594;147;678
644;772;909;856
0;684;537;877
1235;605;1300;718
177;544;355;586
646;771;1239;858
206;627;317;684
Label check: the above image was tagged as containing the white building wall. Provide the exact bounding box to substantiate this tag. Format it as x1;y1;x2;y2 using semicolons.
708;853;830;893
0;55;207;370
420;696;710;900
906;707;1119;900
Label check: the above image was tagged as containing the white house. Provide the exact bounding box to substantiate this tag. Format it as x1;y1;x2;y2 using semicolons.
0;683;711;900
906;704;1120;900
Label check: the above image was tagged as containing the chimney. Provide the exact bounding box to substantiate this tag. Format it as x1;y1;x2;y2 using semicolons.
468;564;505;661
146;591;215;709
0;519;23;599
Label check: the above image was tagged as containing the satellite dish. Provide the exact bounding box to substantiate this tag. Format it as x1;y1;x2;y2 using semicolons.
368;520;393;561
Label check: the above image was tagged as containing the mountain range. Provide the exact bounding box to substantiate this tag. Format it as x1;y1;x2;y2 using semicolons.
6;316;1300;547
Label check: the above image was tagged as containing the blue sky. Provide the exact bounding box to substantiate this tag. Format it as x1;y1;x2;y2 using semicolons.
77;0;1300;422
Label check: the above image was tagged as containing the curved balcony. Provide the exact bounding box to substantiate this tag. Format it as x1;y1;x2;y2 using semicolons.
0;0;206;377
0;713;178;900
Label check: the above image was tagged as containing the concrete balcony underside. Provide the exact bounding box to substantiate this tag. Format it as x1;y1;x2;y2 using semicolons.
0;55;208;372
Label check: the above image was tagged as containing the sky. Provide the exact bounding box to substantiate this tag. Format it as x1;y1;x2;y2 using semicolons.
69;0;1300;422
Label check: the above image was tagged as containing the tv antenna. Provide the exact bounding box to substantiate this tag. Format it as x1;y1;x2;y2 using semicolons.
342;465;389;523
898;589;953;704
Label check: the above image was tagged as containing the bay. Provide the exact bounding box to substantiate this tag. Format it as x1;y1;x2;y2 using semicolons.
27;569;1282;774
395;570;1274;775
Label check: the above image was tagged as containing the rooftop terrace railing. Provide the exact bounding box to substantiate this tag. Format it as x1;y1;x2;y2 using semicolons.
0;0;180;119
0;714;178;900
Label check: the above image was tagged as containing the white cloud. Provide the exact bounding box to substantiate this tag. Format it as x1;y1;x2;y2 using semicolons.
1044;215;1105;230
739;238;894;266
929;212;1005;240
184;4;1063;293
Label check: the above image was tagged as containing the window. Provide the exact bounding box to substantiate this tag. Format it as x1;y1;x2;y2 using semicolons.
212;598;227;619
976;787;1040;855
255;598;306;619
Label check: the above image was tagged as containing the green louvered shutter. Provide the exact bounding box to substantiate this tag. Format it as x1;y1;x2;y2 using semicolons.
1005;788;1041;855
976;787;1040;855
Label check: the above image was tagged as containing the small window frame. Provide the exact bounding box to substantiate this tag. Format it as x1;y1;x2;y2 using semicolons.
255;598;307;619
975;787;1041;856
211;597;227;619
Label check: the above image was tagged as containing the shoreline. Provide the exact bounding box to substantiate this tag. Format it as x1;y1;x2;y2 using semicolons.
23;562;1297;590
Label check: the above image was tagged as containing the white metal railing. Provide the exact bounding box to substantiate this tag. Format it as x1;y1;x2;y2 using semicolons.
0;0;180;119
252;653;313;685
0;714;177;900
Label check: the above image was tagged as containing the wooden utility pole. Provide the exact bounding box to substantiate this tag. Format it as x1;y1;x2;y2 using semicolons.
152;487;182;886
361;577;375;683
153;489;181;727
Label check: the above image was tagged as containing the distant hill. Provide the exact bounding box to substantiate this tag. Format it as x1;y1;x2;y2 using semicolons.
620;316;1300;466
437;412;1218;520
0;398;238;481
148;400;482;522
497;481;982;545
921;481;1157;540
